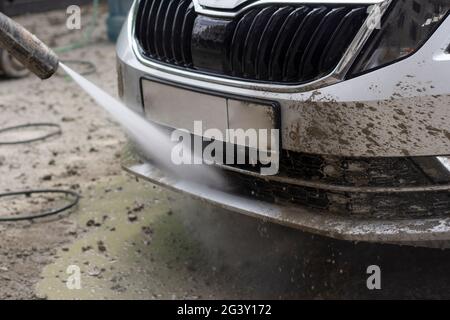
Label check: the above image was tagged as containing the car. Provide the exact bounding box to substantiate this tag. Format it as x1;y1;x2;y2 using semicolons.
116;0;450;247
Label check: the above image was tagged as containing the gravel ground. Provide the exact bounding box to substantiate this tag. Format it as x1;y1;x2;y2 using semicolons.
2;5;450;300
0;6;125;299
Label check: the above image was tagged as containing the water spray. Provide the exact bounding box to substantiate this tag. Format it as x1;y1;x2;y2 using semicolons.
0;12;224;187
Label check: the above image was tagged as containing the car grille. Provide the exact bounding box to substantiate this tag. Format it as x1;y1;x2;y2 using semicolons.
228;170;450;219
134;0;369;83
222;151;450;219
220;151;450;219
127;121;450;220
231;150;433;187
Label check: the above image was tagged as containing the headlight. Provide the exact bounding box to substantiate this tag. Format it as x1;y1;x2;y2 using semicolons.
350;0;450;76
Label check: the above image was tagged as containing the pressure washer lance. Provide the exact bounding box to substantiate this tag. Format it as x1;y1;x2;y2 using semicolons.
0;12;59;79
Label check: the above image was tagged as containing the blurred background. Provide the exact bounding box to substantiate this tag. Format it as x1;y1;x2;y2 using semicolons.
0;0;133;78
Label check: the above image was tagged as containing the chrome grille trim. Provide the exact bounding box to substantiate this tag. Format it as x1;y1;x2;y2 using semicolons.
129;0;393;93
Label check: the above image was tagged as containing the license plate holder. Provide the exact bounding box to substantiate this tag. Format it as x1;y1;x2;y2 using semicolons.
140;77;280;150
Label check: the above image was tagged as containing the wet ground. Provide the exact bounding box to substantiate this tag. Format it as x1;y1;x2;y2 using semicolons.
31;174;450;300
2;6;450;300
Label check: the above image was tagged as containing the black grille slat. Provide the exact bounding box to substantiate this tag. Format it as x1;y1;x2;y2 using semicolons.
299;7;349;81
162;0;180;61
255;6;294;80
268;6;310;81
136;0;149;51
154;0;171;59
180;4;196;66
230;9;259;77
140;0;154;53
283;7;328;81
135;1;369;83
171;0;190;64
146;0;160;56
242;7;278;78
318;7;367;74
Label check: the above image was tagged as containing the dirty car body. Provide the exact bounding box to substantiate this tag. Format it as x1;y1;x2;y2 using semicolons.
117;0;450;246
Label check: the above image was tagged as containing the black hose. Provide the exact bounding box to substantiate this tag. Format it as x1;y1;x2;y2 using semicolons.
0;124;79;221
0;123;62;145
0;189;80;222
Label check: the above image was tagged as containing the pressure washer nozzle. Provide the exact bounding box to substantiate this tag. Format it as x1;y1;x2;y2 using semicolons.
0;12;59;79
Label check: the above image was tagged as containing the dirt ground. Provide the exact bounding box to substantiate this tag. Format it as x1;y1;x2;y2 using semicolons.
3;6;450;300
0;6;125;299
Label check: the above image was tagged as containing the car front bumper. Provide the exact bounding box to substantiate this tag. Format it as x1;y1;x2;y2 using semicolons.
122;147;450;246
117;4;450;245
